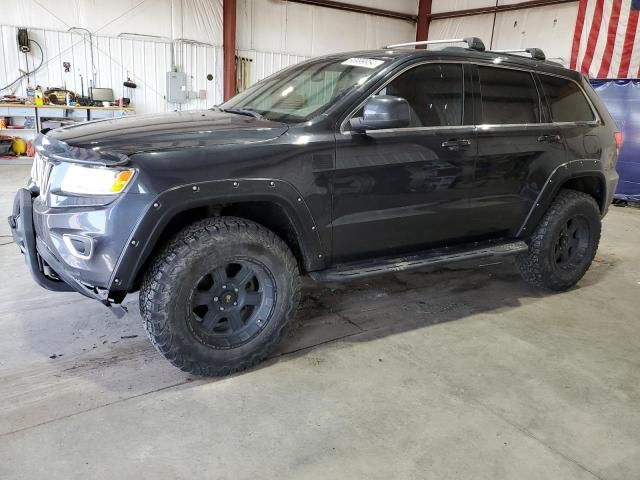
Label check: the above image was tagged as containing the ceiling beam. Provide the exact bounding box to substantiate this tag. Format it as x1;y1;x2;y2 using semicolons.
430;0;578;21
285;0;417;22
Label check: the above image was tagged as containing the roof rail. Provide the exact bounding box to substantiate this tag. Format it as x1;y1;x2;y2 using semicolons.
384;37;486;52
493;48;546;61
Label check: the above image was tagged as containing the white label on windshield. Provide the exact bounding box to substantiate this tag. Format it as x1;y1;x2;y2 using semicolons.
341;58;384;69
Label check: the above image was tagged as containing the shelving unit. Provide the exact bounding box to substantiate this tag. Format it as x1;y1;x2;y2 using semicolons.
0;104;37;143
0;103;135;162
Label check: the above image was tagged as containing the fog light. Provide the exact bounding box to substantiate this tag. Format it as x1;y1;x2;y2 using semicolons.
62;234;94;259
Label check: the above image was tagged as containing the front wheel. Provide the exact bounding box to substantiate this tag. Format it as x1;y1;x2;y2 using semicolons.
140;217;301;376
516;189;601;291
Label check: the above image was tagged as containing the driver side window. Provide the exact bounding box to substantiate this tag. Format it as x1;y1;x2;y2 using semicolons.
356;63;463;128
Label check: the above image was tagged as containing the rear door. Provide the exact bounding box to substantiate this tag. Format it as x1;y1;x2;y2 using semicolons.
537;73;601;163
331;62;476;263
469;64;566;239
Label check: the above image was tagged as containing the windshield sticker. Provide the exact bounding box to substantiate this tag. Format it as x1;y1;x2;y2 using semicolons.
341;58;385;69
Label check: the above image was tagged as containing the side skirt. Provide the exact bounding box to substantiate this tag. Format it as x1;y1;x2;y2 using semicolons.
310;240;528;282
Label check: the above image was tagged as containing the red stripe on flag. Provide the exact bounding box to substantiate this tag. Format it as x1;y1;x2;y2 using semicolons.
596;0;622;78
618;8;639;78
570;0;589;70
581;0;605;75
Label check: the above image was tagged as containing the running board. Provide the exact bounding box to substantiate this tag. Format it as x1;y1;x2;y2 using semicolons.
311;241;528;282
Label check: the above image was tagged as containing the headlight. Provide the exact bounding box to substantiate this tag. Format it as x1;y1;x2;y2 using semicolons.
59;164;136;196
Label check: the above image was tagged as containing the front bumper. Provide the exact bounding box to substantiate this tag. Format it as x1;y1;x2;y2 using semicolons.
9;188;76;294
8;188;136;307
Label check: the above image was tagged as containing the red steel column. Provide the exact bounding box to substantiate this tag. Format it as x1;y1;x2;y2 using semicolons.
223;0;236;101
416;0;432;47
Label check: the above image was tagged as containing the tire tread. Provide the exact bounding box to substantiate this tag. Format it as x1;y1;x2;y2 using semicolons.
516;189;601;291
139;216;300;376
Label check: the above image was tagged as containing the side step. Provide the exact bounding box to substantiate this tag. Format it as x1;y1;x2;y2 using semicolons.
311;240;529;283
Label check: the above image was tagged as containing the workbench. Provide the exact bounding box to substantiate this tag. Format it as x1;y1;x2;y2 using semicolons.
0;103;135;137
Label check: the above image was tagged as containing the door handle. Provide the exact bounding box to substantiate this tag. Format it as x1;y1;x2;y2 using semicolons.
538;134;562;144
442;139;471;150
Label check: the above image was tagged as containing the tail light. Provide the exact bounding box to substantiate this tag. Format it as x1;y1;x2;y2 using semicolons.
614;132;624;150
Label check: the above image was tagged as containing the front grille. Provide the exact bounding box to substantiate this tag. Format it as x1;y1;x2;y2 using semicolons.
30;153;53;195
30;153;45;188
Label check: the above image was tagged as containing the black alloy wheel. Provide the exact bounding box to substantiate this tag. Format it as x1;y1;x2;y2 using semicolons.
516;189;601;291
553;215;590;271
188;259;275;349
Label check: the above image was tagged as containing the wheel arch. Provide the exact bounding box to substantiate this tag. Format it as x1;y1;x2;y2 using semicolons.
109;179;326;293
518;160;607;238
561;175;606;210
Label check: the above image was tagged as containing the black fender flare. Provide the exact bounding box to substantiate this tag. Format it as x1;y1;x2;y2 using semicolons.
108;178;325;292
517;159;606;237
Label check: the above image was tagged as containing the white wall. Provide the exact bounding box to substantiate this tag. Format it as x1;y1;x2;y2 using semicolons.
236;0;417;83
2;0;419;110
237;0;417;55
1;0;223;113
490;3;578;65
0;0;586;115
429;0;579;66
0;0;223;44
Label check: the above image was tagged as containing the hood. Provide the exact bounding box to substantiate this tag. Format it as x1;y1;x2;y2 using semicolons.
49;109;289;154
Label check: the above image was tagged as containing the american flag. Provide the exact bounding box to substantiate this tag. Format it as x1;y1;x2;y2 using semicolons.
571;0;640;78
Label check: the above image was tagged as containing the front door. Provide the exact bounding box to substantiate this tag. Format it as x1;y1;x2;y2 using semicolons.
332;63;476;263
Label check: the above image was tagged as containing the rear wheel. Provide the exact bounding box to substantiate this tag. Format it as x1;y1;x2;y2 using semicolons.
140;216;300;376
516;189;601;291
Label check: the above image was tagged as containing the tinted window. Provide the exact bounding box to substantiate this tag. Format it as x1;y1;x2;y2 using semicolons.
375;63;463;127
539;75;595;122
479;67;540;124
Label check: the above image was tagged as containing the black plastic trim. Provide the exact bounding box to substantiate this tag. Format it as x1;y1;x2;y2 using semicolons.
108;178;326;293
311;240;528;282
9;189;74;293
517;159;606;237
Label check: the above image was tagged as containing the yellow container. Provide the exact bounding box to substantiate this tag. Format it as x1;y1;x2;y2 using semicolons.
34;97;44;106
12;137;27;155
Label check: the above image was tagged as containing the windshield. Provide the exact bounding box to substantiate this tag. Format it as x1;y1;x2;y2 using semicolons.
220;56;389;123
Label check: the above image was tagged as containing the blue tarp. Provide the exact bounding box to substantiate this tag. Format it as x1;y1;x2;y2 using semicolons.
591;80;640;202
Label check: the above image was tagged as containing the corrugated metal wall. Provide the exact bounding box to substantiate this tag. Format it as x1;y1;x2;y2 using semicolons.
429;0;579;66
0;25;223;113
236;49;308;86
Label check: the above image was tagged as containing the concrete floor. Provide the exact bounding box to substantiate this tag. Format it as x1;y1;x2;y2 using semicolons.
1;164;639;480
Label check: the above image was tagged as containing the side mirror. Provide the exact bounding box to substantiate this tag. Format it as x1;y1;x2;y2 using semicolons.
350;95;411;133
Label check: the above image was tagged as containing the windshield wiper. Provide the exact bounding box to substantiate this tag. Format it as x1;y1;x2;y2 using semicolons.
221;107;264;119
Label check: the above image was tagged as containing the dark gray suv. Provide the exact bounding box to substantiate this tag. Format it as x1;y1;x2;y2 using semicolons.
9;38;620;375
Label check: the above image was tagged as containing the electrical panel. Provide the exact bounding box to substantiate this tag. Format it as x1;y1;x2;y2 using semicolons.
167;71;188;104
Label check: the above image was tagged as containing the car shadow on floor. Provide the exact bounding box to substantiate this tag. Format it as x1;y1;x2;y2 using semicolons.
262;253;616;370
9;253;617;392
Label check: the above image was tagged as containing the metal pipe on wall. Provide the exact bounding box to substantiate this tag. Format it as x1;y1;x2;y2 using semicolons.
223;0;236;101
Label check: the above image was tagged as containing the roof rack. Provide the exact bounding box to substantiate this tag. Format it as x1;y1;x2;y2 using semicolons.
384;37;486;52
493;48;546;61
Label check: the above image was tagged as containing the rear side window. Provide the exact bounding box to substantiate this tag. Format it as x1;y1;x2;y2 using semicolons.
377;63;463;127
479;67;540;124
539;75;595;122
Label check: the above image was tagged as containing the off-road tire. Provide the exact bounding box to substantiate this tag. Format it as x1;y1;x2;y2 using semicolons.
139;216;301;376
516;189;601;291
